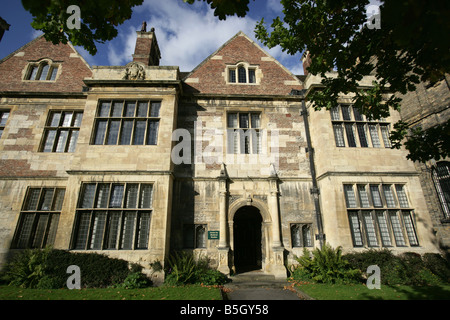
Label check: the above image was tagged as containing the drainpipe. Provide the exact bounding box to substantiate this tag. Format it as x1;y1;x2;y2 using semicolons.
291;89;325;248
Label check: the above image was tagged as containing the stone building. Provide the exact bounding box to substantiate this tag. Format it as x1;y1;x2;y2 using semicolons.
0;28;443;281
398;76;450;250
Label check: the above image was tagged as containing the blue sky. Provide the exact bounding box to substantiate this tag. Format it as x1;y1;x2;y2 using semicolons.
0;0;305;74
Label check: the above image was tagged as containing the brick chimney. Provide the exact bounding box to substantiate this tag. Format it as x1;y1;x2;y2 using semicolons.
132;24;161;66
302;50;312;75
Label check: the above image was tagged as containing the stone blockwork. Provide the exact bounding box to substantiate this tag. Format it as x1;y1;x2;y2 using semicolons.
398;75;450;250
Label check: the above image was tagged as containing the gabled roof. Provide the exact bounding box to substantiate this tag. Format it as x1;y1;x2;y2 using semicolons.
183;31;302;96
0;34;92;94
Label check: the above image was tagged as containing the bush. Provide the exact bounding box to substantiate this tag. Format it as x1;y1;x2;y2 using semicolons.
343;249;450;286
290;244;362;284
423;253;450;283
164;251;229;286
344;248;404;285
1;247;51;288
114;272;152;289
1;248;150;289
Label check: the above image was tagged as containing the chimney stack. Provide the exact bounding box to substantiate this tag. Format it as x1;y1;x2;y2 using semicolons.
302;51;312;76
132;24;161;66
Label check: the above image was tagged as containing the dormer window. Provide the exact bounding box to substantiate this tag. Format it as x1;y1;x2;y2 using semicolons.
227;63;258;84
25;60;59;81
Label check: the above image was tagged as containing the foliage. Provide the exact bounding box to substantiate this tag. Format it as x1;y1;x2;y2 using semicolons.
290;243;362;284
0;248;150;289
0;247;52;289
184;0;252;20
253;0;450;163
21;0;144;55
343;249;450;286
164;251;229;286
114;272;152;289
390;120;450;162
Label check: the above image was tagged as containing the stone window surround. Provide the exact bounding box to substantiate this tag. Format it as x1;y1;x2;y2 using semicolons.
183;223;207;249
225;62;261;85
331;103;392;149
71;182;153;250
23;58;61;82
11;187;65;249
0;109;10;139
39;110;83;153
290;223;313;248
432;161;450;221
344;183;419;248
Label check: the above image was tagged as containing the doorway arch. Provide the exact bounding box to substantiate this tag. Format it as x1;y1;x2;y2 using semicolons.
233;206;262;273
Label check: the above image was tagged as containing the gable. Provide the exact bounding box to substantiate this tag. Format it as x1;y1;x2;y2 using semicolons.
0;35;92;94
183;32;302;96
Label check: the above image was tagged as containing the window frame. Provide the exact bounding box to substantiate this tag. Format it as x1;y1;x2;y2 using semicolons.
11;187;65;249
40;110;83;153
0;109;10;139
183;224;207;249
227;63;258;84
227;111;262;154
290;223;313;248
91;100;161;146
71;182;153;250
344;183;419;248
25;60;60;81
432;161;450;220
330;104;392;148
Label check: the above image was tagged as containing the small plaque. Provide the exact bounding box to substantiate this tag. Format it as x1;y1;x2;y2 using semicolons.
208;231;220;240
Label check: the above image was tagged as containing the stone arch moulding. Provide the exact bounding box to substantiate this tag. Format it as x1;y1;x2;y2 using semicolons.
228;196;272;223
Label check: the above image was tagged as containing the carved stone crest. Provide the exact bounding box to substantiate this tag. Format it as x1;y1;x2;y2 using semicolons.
123;62;146;80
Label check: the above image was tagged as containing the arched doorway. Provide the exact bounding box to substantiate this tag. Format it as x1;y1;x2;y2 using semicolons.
233;206;262;273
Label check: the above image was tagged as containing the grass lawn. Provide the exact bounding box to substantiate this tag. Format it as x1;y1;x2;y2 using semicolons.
296;283;450;300
0;285;223;300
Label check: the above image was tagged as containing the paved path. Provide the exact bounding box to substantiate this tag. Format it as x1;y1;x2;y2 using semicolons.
222;271;313;300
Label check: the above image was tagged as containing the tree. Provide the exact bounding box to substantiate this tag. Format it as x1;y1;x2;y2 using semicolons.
183;0;253;20
252;0;450;162
21;0;144;55
189;0;450;162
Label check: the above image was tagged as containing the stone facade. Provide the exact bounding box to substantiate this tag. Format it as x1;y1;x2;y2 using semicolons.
0;29;445;283
398;75;450;250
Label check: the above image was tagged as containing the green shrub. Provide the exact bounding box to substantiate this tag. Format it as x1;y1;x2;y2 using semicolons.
344;248;404;285
164;251;229;286
195;269;229;285
1;247;52;288
422;253;450;283
343;249;450;286
291;244;362;284
114;272;152;289
43;249;131;288
1;248;147;289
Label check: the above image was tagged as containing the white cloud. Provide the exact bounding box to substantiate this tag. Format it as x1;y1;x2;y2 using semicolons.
107;26;137;66
267;0;284;13
106;0;303;74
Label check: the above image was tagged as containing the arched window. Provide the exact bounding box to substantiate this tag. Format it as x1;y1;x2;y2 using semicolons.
432;161;450;219
238;66;246;83
26;61;59;81
227;63;258;84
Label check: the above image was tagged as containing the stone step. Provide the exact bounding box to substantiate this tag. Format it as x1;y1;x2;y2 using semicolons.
227;270;287;287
